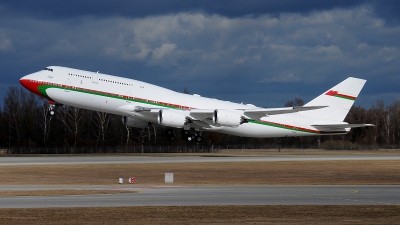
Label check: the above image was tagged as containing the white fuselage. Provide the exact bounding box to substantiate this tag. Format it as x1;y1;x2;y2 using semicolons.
20;66;347;138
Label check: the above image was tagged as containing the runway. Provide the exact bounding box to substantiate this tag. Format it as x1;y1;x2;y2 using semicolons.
1;154;400;166
0;185;399;208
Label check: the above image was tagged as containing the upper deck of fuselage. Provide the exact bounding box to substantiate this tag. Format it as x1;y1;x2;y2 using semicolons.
20;66;260;111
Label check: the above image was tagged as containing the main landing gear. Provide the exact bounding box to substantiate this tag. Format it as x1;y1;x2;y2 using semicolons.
182;129;202;142
164;128;202;142
165;129;176;142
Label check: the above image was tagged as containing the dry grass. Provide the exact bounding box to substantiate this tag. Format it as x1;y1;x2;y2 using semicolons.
0;205;399;225
1;160;399;186
219;148;400;155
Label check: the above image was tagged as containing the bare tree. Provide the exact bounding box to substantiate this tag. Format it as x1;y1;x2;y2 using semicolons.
3;87;23;147
92;111;110;147
58;105;85;153
135;128;150;153
346;106;369;144
369;100;388;145
383;111;391;145
388;101;400;145
284;98;304;107
208;132;222;152
153;126;158;143
148;126;151;143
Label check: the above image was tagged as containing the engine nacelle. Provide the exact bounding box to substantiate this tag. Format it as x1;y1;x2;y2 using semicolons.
213;109;243;127
122;116;149;128
158;109;186;128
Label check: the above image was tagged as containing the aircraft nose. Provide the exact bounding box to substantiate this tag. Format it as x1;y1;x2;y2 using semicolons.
20;75;30;89
19;74;45;98
20;74;34;90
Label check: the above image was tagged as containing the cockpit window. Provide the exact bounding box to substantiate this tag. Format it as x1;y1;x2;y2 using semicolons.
45;67;53;72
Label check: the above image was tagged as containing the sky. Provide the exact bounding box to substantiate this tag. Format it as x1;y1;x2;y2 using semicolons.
0;0;399;108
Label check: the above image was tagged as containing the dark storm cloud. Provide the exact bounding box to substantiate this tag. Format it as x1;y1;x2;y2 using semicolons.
0;0;399;108
0;0;371;19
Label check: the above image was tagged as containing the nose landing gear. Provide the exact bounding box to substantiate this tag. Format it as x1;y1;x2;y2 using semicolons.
47;101;61;116
48;104;56;116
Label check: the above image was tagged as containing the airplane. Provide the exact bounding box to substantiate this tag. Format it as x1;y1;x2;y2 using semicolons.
20;66;374;142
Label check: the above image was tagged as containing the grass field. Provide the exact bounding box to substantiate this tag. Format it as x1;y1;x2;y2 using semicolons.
1;160;400;186
1;206;399;225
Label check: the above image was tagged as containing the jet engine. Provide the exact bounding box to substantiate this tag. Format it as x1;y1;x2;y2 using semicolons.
158;109;187;128
122;116;149;128
213;109;243;127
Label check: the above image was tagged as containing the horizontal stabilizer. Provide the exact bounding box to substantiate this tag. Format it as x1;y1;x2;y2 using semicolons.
312;123;375;131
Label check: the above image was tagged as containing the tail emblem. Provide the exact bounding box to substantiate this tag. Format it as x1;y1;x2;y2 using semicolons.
325;90;356;101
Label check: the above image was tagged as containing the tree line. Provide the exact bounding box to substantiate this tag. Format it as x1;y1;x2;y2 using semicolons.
0;87;399;153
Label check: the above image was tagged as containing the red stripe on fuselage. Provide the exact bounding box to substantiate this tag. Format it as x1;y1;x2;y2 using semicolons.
19;79;49;99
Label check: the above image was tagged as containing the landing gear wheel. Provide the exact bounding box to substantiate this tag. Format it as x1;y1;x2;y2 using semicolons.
165;129;175;142
195;136;202;142
48;104;56;116
186;135;195;142
182;129;202;142
165;129;173;136
169;135;176;142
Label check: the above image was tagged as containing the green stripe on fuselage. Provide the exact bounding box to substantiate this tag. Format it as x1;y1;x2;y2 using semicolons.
38;84;181;110
248;119;319;134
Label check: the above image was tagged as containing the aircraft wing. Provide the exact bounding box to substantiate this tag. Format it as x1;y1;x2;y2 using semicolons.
189;109;214;120
117;105;211;120
243;106;327;119
116;104;330;129
311;123;375;131
189;106;327;120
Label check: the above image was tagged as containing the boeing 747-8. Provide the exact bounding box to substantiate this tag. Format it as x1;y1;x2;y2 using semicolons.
20;66;373;142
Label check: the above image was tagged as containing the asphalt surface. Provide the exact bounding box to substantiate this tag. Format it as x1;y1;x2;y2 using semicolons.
0;185;399;208
1;155;400;166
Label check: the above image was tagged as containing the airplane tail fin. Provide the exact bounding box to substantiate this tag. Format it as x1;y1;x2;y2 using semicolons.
302;77;366;122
